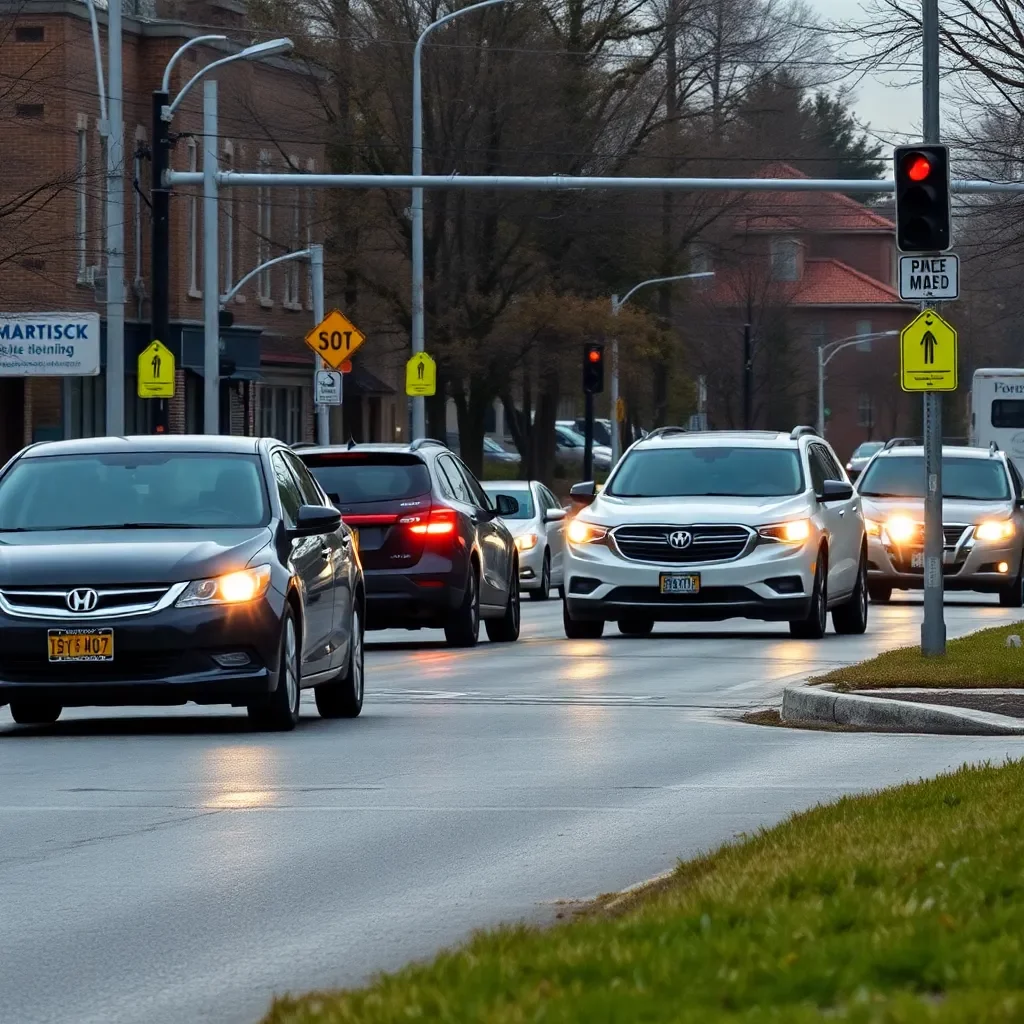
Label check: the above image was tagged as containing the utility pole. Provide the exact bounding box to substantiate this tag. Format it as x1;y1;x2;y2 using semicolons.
921;0;946;656
311;244;329;445
104;0;125;435
742;322;752;429
150;89;171;433
202;79;219;434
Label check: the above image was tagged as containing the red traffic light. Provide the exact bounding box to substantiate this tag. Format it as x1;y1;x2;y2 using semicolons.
587;348;602;363
904;154;932;182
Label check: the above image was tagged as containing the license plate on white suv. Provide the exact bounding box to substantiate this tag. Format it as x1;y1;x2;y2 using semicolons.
660;573;700;595
911;551;924;569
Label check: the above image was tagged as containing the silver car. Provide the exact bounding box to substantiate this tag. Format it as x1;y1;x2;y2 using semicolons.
845;441;883;482
484;480;567;599
554;423;612;471
857;442;1024;606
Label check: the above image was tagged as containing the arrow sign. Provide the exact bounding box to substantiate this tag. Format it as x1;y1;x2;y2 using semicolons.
900;309;957;392
921;329;937;364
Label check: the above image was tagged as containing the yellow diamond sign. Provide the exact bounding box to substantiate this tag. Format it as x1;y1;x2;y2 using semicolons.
406;352;437;396
305;309;366;370
137;340;175;399
900;308;957;392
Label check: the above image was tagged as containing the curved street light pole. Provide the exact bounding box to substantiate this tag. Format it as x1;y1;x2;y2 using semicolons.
609;271;715;462
817;330;899;438
410;0;510;440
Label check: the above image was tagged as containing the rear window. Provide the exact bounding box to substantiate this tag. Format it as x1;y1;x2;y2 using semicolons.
299;453;431;504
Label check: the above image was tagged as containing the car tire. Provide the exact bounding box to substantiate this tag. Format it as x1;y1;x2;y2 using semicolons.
530;553;551;602
618;616;654;637
248;609;301;731
999;559;1024;607
563;599;604;639
9;698;62;726
868;583;892;604
790;553;828;639
486;566;521;643
445;566;481;648
315;604;365;718
832;554;869;635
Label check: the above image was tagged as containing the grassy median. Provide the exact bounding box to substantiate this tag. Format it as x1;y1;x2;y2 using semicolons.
264;759;1024;1023
813;622;1024;691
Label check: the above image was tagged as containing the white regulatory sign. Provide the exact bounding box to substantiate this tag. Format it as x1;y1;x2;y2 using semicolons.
898;254;959;302
0;312;101;376
315;369;342;406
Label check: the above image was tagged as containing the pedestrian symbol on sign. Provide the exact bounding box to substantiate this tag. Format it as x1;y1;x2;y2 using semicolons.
418;359;425;381
921;329;937;364
406;352;437;396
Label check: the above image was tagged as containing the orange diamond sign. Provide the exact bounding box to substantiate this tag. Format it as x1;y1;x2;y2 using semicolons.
304;309;366;370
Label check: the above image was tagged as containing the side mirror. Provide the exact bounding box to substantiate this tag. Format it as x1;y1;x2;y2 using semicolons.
570;481;597;504
544;507;567;522
819;479;854;503
291;503;342;537
494;494;520;517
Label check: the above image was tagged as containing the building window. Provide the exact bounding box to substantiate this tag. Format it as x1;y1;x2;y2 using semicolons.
858;393;874;428
260;384;303;442
808;320;826;350
770;237;800;282
15;25;45;41
257;152;272;304
76;118;88;280
855;319;872;351
16;103;44;118
186;139;200;296
285;186;301;307
222;144;234;297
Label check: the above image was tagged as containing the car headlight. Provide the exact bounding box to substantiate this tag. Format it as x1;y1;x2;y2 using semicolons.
865;518;881;537
884;514;917;544
176;564;272;607
567;519;608;545
758;519;811;544
515;533;538;552
976;519;1015;542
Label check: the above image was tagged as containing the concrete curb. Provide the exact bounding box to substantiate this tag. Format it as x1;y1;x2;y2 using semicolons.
781;683;1024;735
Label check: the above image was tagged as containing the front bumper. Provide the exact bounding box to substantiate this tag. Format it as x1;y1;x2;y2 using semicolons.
867;531;1022;593
564;535;815;623
0;591;285;708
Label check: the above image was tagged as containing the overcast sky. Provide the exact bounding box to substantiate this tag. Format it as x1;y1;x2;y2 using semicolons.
806;0;921;158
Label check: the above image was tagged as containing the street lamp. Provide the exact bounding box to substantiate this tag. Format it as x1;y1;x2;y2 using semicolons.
609;271;715;462
817;330;899;438
410;0;510;440
151;36;292;433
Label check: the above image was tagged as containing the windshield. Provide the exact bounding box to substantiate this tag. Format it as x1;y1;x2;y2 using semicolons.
555;426;584;448
853;442;883;458
300;453;431;506
483;486;534;520
0;452;269;531
607;447;804;498
858;456;1011;501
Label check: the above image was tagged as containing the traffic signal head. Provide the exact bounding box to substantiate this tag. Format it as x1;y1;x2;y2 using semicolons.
894;144;951;253
582;343;605;394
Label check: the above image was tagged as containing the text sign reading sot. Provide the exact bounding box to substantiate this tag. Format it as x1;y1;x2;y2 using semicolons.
304;310;366;370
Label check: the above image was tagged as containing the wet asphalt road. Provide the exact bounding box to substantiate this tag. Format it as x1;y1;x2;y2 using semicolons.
3;595;1024;1024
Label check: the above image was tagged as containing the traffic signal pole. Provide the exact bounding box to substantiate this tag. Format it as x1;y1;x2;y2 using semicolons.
583;391;594;481
921;0;946;657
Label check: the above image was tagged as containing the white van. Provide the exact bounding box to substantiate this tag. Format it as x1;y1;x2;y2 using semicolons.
970;368;1024;468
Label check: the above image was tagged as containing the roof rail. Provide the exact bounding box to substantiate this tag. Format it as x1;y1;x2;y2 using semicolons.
645;426;689;439
882;436;920;450
409;437;448;451
290;441;316;449
989;440;1000;455
790;425;819;440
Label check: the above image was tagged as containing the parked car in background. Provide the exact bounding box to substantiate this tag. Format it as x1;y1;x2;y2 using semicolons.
297;440;523;646
845;441;884;481
445;433;521;468
554;423;612;471
566;418;646;448
484;480;567;600
856;440;1024;606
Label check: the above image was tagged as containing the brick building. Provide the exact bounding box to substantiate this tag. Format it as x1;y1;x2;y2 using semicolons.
692;164;917;461
0;0;400;463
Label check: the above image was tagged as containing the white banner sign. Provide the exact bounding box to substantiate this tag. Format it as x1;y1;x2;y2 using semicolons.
0;312;101;376
898;255;959;302
315;369;342;406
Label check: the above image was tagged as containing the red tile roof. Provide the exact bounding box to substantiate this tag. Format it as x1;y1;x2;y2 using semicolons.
737;163;894;233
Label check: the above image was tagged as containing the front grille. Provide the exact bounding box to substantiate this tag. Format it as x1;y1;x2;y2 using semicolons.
0;584;177;620
0;650;192;683
605;585;760;604
943;525;971;548
612;525;751;564
893;524;969;549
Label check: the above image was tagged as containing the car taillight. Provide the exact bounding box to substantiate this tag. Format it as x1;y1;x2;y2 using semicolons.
402;506;457;536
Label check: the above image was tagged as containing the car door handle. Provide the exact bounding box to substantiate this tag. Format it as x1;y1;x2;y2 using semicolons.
838;509;845;516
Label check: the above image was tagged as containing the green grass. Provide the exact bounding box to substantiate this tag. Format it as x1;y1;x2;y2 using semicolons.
813;623;1024;691
263;760;1024;1023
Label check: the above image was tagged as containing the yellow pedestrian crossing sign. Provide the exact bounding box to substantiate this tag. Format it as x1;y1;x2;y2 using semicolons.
900;309;957;392
138;340;175;398
406;352;437;396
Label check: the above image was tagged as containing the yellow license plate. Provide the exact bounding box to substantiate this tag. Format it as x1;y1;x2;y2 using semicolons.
47;629;114;662
660;573;700;595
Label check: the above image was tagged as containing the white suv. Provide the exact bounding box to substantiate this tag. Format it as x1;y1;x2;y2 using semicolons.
562;426;867;640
